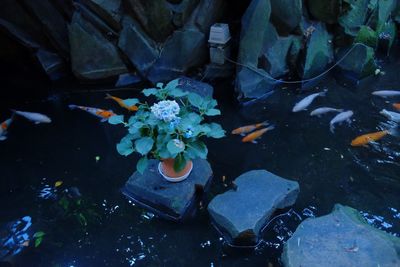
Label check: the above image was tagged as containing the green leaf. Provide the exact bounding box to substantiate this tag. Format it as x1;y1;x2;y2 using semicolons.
142;88;158;97
208;123;225;138
136;157;148;174
173;153;187;172
156;82;164;88
186;141;208;159
187;93;203;108
169;88;188;97
35;237;43;248
122;98;139;107
33;231;45;239
108;115;124;125
134;137;154;155
355;26;378;47
205;108;221;116
128;121;144;134
167;139;185;155
164;79;179;91
116;137;134;156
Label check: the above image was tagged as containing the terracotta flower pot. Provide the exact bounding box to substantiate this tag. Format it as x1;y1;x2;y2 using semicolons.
159;158;193;182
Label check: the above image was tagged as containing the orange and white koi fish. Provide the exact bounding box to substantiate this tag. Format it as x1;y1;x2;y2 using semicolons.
68;104;116;121
0;116;13;141
351;128;398;147
242;125;275;143
232;121;269;136
393;103;400;111
105;94;138;111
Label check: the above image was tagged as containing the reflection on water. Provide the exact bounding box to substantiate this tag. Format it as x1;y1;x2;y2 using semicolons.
1;55;400;266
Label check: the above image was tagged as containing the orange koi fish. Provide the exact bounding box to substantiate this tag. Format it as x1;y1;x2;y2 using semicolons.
106;94;138;111
351;128;398;147
68;104;116;121
232;121;269;136
393;103;400;111
242;125;275;143
0;116;13;141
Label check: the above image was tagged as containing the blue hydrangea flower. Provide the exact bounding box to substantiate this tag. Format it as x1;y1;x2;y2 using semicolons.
150;100;180;122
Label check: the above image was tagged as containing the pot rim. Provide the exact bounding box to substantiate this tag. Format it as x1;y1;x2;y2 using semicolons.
158;161;193;182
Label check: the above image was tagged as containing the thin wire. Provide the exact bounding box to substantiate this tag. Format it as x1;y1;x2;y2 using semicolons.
224;43;367;85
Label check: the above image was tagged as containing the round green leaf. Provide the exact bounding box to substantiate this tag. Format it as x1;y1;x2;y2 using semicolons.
205;108;221;116
136;157;148;174
116;137;134;156
108;115;124;125
134;137;154;155
167;139;185;155
122;98;139;107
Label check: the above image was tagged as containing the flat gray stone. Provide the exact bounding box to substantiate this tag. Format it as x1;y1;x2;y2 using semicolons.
177;77;213;98
166;0;199;28
123;159;213;221
208;170;299;245
80;0;122;31
282;204;400;267
270;0;302;34
69;12;127;80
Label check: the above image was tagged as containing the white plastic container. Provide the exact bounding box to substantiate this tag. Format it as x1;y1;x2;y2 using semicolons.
208;23;231;45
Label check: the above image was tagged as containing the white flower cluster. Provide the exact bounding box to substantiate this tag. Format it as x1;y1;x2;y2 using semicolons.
151;100;180;122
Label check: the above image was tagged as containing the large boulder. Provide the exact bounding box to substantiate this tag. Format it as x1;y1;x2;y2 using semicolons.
0;19;41;50
208;170;299;245
300;22;333;80
307;0;342;24
270;0;302;34
147;29;207;84
188;0;226;33
122;159;213;221
166;0;200;28
35;49;66;80
69;12;127;80
80;0;122;31
339;0;370;36
282;204;400;267
336;44;376;82
19;0;70;58
127;0;174;42
118;16;159;77
236;0;278;99
177;76;213;98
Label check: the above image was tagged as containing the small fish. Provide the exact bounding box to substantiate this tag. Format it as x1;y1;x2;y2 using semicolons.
310;107;343;117
242;125;275;143
231;121;269;135
292;90;327;112
0;116;14;141
69;104;116;121
351;128;398;147
329;110;353;133
372;90;400;98
13;110;51;124
393;103;400;111
380;109;400;123
105;94;138;112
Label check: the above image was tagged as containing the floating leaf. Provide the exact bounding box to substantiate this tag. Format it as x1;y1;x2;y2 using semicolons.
134;137;154;155
35;237;43;248
136;157;148;174
108;115;124;125
54;181;63;188
33;231;45;239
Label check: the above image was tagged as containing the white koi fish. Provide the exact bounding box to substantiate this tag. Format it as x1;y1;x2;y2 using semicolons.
292;90;327;112
68;104;116;121
329;110;353;133
13;110;51;124
380;109;400;123
372;90;400;98
0;116;13;141
310;107;344;117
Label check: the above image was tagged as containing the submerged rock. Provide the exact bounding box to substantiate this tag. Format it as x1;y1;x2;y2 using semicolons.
123;159;213;221
301;22;333;80
337;44;377;80
118;16;159;77
147;29;207;84
189;0;226;33
339;0;370;36
80;0;122;31
282;204;400;267
69;13;127;80
270;0;302;34
307;0;342;24
167;0;200;28
35;49;66;80
208;170;299;245
115;73;142;87
177;76;213;97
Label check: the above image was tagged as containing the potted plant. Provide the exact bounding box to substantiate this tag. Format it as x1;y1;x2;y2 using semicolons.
108;79;225;182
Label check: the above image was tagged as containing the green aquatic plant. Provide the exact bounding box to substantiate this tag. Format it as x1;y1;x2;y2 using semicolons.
108;79;225;173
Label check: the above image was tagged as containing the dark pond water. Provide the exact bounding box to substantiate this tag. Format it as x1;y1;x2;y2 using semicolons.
1;53;400;266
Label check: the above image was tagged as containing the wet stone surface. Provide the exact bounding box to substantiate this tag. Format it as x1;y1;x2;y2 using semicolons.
123;159;213;221
208;170;299;245
282;204;400;267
